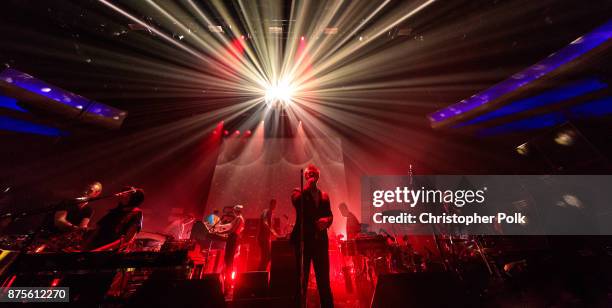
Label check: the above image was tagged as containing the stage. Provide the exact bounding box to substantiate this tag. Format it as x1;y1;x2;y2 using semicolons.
1;0;612;307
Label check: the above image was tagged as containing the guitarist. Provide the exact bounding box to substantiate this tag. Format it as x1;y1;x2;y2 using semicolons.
257;199;279;271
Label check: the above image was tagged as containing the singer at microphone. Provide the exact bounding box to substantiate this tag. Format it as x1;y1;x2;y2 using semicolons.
290;164;334;308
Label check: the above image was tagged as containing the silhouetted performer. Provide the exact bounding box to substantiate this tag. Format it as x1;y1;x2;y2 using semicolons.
338;202;360;240
258;199;279;271
291;164;334;308
49;181;102;234
85;188;144;251
218;204;245;278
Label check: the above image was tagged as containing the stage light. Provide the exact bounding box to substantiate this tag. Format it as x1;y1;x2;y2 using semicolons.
224;130;229;136
562;194;584;209
245;130;252;136
301;36;304;41
554;130;575;146
516;143;529;156
234;130;240;135
50;278;61;287
264;81;295;103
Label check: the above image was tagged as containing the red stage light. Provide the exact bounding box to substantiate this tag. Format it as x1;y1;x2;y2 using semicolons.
50;278;61;287
234;130;240;135
231;271;236;280
301;36;304;41
245;130;252;136
224;130;229;136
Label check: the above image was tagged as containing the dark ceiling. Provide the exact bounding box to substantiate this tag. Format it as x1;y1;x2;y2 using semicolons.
0;0;611;173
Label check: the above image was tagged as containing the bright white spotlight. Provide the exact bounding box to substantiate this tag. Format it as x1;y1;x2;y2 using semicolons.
264;81;295;103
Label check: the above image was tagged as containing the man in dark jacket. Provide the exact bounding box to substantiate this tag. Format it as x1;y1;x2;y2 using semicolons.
291;164;334;308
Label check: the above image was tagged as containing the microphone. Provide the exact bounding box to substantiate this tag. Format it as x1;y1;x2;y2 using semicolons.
75;187;140;202
115;186;139;196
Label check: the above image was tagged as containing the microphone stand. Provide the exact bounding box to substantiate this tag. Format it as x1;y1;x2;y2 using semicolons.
299;169;306;308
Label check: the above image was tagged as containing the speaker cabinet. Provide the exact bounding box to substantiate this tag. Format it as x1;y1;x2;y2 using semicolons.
269;239;297;296
234;271;269;299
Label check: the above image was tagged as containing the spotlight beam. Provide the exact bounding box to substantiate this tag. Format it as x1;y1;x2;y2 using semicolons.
98;0;208;63
294;0;436;87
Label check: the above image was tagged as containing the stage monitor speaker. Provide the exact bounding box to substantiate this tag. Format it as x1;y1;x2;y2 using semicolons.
234;271;269;299
371;272;469;308
127;274;225;308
